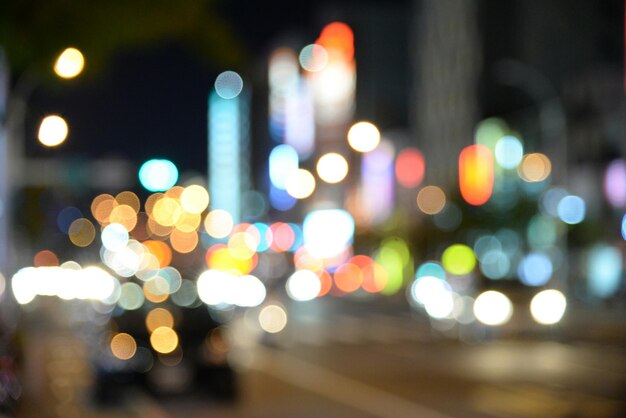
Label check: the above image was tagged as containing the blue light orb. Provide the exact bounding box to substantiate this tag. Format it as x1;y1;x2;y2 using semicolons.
269;144;299;190
242;190;269;221
496;228;521;256
557;195;585;224
527;214;557;249
269;184;296;211
474;235;502;262
587;245;622;298
480;250;510;280
57;207;83;234
622;214;626;240
252;223;271;252
518;252;553;286
138;159;178;192
495;135;523;169
215;71;243;99
433;203;462;231
289;223;304;251
540;187;568;217
415;261;445;280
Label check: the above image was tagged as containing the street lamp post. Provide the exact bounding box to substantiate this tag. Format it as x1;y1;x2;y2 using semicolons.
0;49;9;275
0;47;84;275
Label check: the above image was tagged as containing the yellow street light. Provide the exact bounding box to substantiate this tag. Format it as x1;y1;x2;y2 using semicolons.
38;115;68;147
54;47;85;79
316;152;349;184
347;121;380;153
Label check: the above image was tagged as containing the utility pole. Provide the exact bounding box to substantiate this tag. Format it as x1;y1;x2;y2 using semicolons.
0;49;9;275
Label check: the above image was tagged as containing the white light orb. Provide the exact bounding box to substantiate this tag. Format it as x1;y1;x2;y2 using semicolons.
347;121;380;153
101;223;129;252
473;290;513;326
530;289;566;325
285;169;316;199
316;153;349;184
286;270;321;302
259;304;288;334
38;115;68;147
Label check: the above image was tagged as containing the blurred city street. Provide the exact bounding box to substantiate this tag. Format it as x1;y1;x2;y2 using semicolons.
1;1;626;417
13;296;626;418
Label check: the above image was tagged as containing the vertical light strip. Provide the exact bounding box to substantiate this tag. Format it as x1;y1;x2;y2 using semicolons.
360;141;395;225
285;80;315;159
208;91;247;225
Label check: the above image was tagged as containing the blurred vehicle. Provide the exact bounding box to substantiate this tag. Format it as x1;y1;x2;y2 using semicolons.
92;302;236;404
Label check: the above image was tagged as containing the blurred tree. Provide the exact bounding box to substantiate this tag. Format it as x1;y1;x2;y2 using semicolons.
0;0;245;82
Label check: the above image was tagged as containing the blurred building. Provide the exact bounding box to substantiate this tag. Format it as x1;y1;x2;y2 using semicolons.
413;0;482;188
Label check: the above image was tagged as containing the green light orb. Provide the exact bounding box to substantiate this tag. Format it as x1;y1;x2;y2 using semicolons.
442;244;476;275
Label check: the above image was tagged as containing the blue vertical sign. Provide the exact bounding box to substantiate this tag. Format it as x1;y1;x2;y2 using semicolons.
208;90;249;225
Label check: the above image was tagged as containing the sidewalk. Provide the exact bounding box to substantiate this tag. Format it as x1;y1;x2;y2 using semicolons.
16;301;158;418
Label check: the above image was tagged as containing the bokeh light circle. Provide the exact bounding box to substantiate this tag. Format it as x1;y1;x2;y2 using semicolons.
347;122;380;153
146;308;175;332
285;169;316;199
495;136;523;169
557;195;586;225
110;333;137;360
530;289;566;325
417;186;446;215
101;223;129;251
299;44;329;72
518;252;553;286
473;291;513;326
138;159;178;192
603;159;626;208
441;244;476;275
286;270;321;302
38;115;68;147
118;282;144;310
57;207;82;234
68;218;96;247
180;185;209;214
316;153;349;184
215;70;243;99
150;326;178;354
54;47;85;79
395;148;425;188
259;305;288;333
519;153;551;182
204;210;234;238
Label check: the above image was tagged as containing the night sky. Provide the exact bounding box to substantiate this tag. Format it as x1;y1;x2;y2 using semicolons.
24;0;329;174
29;42;216;172
25;0;413;176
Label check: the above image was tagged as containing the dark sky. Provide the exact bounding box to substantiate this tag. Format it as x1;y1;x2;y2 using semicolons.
24;0;331;173
24;0;621;176
29;42;216;172
25;0;413;175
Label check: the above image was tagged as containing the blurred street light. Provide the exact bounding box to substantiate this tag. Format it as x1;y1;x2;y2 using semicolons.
37;115;68;147
316;152;348;184
285;168;316;199
347;121;380;153
53;47;85;79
